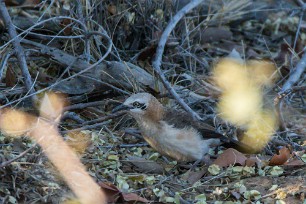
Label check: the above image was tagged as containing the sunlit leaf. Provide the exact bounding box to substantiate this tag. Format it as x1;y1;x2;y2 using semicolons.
270;166;283;176
208;164;221;175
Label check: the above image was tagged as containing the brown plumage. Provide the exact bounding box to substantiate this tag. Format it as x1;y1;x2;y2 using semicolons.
114;93;248;162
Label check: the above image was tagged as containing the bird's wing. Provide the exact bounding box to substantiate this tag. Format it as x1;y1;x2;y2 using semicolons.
163;109;255;152
163;108;223;139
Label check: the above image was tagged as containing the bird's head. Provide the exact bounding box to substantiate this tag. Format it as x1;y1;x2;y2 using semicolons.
113;93;164;121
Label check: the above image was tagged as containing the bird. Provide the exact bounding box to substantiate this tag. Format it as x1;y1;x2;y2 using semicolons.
113;93;250;162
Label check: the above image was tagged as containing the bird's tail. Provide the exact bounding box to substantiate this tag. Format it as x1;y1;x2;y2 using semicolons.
220;135;257;153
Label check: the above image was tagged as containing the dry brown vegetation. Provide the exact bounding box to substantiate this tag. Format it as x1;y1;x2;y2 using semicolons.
0;0;305;203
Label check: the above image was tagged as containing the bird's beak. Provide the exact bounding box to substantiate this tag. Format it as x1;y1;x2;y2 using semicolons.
112;104;132;113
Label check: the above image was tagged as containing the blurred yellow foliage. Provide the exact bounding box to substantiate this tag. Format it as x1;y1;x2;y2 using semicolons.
66;131;91;155
248;60;279;86
218;87;262;126
241;110;278;151
0;109;36;136
213;58;278;151
0;92;106;204
39;92;67;121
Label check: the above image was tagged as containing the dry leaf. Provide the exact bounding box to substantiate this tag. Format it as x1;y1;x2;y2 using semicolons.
185;168;207;185
127;156;164;174
284;158;305;166
107;4;117;15
213;148;247;167
99;182;149;203
269;147;291;166
121;193;149;203
60;18;72;35
98;182;121;203
137;44;157;61
5;65;17;87
198;27;233;44
245;157;262;167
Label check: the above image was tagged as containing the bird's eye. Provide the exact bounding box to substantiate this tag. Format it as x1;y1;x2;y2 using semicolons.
132;101;141;108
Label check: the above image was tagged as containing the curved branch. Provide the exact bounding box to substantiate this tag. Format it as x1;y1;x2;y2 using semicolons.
280;51;306;94
0;32;113;109
0;145;36;168
152;0;203;120
0;1;36;99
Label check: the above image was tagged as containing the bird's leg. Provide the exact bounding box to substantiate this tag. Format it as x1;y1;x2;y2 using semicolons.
162;156;172;163
190;154;212;171
202;154;213;165
189;159;202;171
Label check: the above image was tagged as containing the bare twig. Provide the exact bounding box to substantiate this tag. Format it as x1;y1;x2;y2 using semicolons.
0;145;36;168
62;121;111;133
89;19;122;61
61;112;85;123
75;0;90;62
295;0;306;8
98;143;149;149
0;51;13;80
80;111;126;126
152;0;203;120
280;51;306;94
64;101;106;111
61;111;126;133
0;32;113;109
80;75;130;95
0;87;26;101
37;0;56;22
0;1;36;99
275;96;287;132
0;16;87;50
290;4;304;68
275;84;305;133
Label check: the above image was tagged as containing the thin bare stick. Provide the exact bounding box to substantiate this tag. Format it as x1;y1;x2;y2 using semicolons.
0;16;87;50
99;143;148;148
280;51;306;94
62;121;111;134
62;111;126;133
0;51;13;80
0;1;36;99
290;4;304;68
61;112;85;123
75;0;90;62
0;32;112;109
152;0;203;120
80;75;130;95
0;145;36;168
64;101;105;111
295;0;306;8
82;111;126;126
